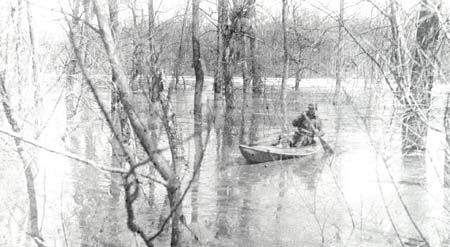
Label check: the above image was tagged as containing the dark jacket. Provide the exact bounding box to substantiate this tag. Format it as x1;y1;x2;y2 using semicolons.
292;112;320;136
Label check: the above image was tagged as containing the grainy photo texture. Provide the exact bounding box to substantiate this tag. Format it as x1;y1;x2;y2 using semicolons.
0;0;449;246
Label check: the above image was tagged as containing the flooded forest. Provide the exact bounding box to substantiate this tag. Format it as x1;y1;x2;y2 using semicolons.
1;0;450;246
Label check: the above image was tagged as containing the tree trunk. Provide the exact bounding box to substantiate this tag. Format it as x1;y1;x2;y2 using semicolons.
223;37;234;116
192;0;204;169
87;3;186;246
26;0;42;137
281;0;288;132
8;2;45;246
221;2;234;116
65;0;83;127
444;92;450;187
239;31;250;144
108;0;130;203
148;0;156;71
401;0;440;153
248;0;263;95
294;68;301;91
167;181;182;247
94;0;175;198
174;0;190;89
0;76;45;247
333;0;344;105
25;4;45;245
214;0;225;100
249;95;262;144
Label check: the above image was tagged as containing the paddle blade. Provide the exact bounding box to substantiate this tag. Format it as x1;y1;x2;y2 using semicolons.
319;137;334;154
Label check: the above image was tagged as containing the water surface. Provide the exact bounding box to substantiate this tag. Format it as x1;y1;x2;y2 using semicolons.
1;77;449;247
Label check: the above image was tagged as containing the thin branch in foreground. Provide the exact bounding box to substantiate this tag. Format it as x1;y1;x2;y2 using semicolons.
146;113;214;243
64;10;136;168
0;127;125;174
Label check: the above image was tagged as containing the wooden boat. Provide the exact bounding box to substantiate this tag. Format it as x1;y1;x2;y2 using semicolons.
239;144;319;164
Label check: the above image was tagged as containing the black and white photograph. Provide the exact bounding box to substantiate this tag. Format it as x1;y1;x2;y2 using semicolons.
0;0;449;246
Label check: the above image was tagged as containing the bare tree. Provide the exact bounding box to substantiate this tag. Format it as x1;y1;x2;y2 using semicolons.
25;0;42;136
192;0;204;180
249;0;263;95
445;93;450;187
333;0;344;105
148;0;157;70
289;5;329;91
109;0;131;168
215;0;225;100
340;0;441;153
65;0;84;130
281;0;288;131
0;1;45;245
221;1;234;115
401;0;441;153
0;79;46;247
174;0;190;89
220;1;253;118
68;1;196;245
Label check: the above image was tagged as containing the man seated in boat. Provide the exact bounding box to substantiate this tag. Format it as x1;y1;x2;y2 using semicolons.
273;103;323;148
291;103;323;147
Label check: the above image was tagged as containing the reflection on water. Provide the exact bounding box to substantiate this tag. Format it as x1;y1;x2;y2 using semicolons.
215;112;235;240
69;103;126;247
2;78;450;246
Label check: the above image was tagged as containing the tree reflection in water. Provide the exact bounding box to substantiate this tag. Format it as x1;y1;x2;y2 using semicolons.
70;105;124;246
215;105;234;240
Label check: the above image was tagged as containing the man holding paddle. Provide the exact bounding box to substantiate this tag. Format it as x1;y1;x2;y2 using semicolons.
272;103;333;154
291;103;322;147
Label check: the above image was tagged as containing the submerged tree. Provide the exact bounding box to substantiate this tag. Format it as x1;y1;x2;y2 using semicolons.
174;0;191;89
0;0;45;245
281;0;288;131
344;0;442;153
215;0;225;100
249;0;263;95
221;1;234;114
401;0;441;153
192;0;204;180
65;1;211;246
333;0;344;105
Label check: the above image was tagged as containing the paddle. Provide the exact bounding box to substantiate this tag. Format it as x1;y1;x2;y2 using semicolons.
318;135;334;154
303;113;334;155
247;113;334;155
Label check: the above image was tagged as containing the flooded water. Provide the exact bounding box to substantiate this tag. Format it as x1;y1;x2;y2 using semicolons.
1;77;450;246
